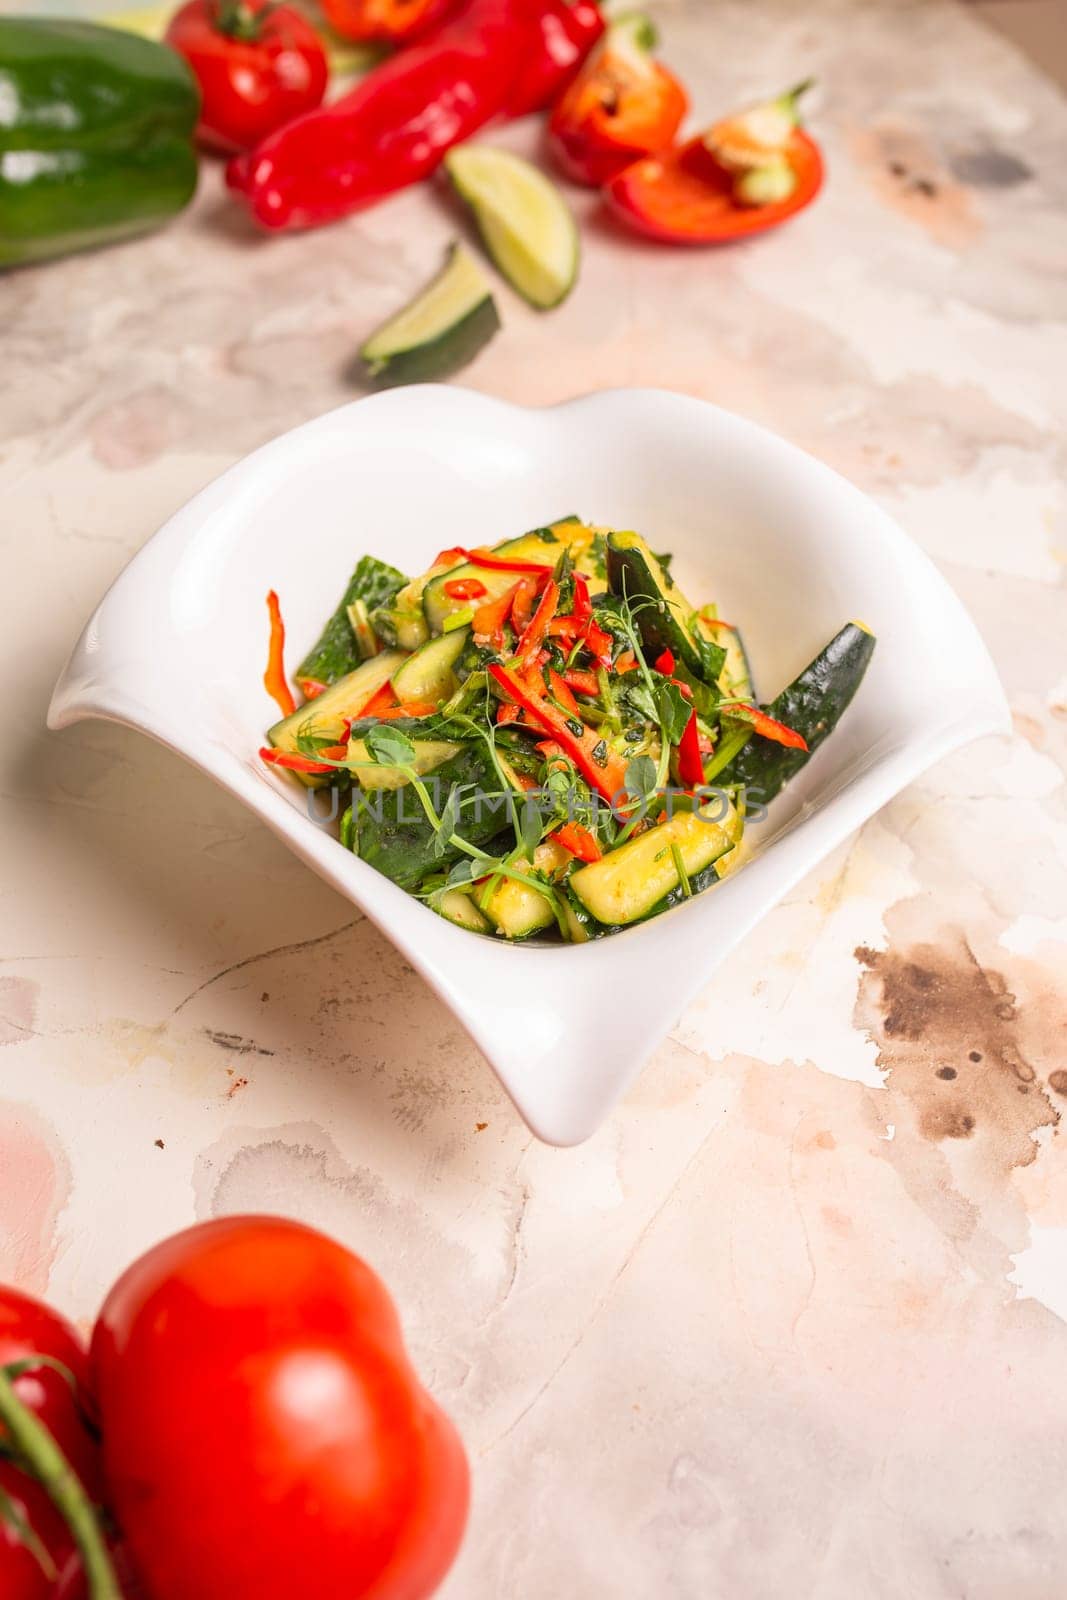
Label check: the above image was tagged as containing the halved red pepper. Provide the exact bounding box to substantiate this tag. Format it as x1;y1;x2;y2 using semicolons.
547;14;687;188
489;663;627;804
322;0;457;44
264;590;296;717
723;702;808;749
553;820;602;862
606;85;824;245
675;708;704;787
505;0;605;117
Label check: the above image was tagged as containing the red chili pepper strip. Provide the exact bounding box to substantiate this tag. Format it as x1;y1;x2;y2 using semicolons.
227;0;534;231
297;677;329;700
444;577;488;600
496;701;520;725
676;710;705;787
724;703;809;750
553;821;603;863
489;663;627;805
700;616;737;630
472;582;520;638
466;547;555;575
584;619;614;668
504;0;605;117
264;590;296;718
515;579;559;669
655;648;675;675
607;131;824;246
433;546;469;568
259;746;333;774
548;616;579;640
548;668;580;717
563;668;599;696
570;572;592;628
375;699;439;721
615;650;637;673
361;680;401;718
510;576;540;633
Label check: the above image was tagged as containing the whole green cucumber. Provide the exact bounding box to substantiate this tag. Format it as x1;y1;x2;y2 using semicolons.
0;19;199;269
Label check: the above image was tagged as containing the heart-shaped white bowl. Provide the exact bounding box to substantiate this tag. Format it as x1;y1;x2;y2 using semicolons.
49;386;1007;1144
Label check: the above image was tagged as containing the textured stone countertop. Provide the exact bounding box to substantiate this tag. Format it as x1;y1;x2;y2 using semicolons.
3;0;1067;1592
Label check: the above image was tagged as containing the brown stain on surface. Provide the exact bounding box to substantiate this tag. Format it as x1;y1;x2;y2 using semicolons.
855;931;1057;1168
850;123;982;249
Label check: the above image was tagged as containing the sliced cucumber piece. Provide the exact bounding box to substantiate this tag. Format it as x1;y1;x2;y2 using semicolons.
346;734;460;790
570;802;735;926
698;611;754;701
480;843;568;939
268;651;406;784
422;517;591;633
607;531;725;684
446;145;579;310
392;628;470;706
360;243;500;389
432;888;491;933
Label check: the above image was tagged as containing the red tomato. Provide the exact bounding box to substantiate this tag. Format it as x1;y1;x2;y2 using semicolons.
165;0;329;153
321;0;458;45
0;1289;99;1600
90;1216;469;1600
606;130;824;244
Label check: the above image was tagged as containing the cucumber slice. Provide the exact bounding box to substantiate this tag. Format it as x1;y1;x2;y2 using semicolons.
392;627;470;706
360;243;500;389
346;736;460;790
433;888;491;934
268;650;407;784
480;843;568;939
422;517;591;633
446;145;579;310
570;802;735;927
606;531;725;684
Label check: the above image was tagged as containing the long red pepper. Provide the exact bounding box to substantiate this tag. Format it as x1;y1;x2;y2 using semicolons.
489;663;628;804
505;0;605;116
676;709;705;787
227;0;535;230
467;547;555;575
515;578;559;668
723;703;808;750
264;590;296;718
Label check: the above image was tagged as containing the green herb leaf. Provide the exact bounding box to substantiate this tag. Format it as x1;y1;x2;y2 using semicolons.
519;796;544;857
625;754;657;801
364;726;417;767
656;680;692;745
434;786;461;858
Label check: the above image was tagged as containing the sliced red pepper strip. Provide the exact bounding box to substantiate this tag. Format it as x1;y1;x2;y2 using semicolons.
615;649;637;674
723;702;809;750
515;578;559;669
264;590;296;718
472;581;520;637
584;619;614;668
496;701;521;725
444;576;488;600
489;663;627;805
432;546;468;568
670;677;693;701
563;668;599;696
700;616;736;630
467;547;555;575
548;615;579;640
654;648;675;675
361;680;401;718
260;746;333;774
297;676;330;700
676;709;705;787
570;571;592;627
606;130;824;246
510;575;540;633
548;668;580;716
374;699;439;720
553;821;603;863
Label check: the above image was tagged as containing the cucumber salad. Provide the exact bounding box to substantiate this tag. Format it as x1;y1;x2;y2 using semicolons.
261;518;875;941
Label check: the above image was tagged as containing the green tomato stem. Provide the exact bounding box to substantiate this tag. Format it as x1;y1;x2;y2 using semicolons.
0;1367;122;1600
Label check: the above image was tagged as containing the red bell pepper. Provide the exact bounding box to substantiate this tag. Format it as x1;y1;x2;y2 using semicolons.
444;576;488;600
489;663;627;804
505;0;605;117
553;820;602;862
515;578;559;668
472;582;521;638
322;0;458;44
548;667;580;715
654;647;675;675
547;14;687;188
723;702;808;749
570;571;592;627
510;575;540;632
676;709;704;787
606;85;822;246
584;619;614;667
563;668;599;696
263;590;296;717
297;676;329;700
227;0;534;230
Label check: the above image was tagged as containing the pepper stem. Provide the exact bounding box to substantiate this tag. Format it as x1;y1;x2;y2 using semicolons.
214;0;283;39
0;1367;122;1600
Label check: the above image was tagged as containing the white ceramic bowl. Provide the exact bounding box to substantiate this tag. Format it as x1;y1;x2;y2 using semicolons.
49;387;1008;1145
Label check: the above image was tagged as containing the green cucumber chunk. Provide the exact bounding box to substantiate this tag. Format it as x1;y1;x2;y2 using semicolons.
422;517;590;633
392;627;470;706
570;801;735;926
432;888;491;933
360;243;500;388
722;621;876;804
352;744;509;890
446;144;579;311
606;531;725;684
297;555;406;686
268;651;406;784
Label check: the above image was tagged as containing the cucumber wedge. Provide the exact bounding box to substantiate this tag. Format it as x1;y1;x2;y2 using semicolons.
392;627;470;706
268;650;406;784
446;145;579;310
570;802;736;927
607;531;725;684
432;888;491;934
360;243;500;388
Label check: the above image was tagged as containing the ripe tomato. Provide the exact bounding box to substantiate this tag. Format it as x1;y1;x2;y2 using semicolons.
90;1216;469;1600
0;1289;99;1600
165;0;329;153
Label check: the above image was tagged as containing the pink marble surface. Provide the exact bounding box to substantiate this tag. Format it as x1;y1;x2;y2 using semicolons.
3;0;1067;1592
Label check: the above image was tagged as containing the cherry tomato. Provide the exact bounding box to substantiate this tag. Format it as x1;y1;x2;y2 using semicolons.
165;0;329;153
606;130;824;244
90;1216;469;1600
321;0;458;45
0;1289;99;1600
